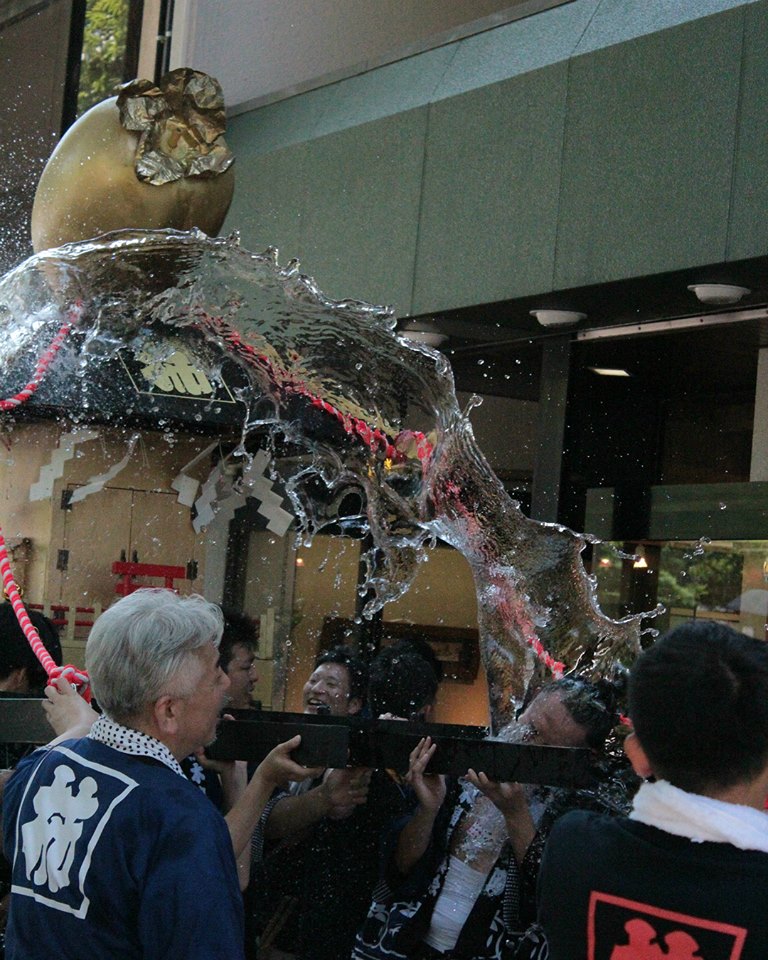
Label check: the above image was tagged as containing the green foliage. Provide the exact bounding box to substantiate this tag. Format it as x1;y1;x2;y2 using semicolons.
656;547;743;612
593;542;746;618
77;0;131;116
656;568;698;609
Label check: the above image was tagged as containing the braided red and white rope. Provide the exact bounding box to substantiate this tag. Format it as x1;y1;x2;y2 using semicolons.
0;302;90;697
0;301;82;412
0;524;90;698
525;633;565;679
194;311;435;465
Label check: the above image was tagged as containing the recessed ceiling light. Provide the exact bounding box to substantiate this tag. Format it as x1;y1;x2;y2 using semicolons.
687;284;750;305
399;322;448;348
530;309;586;328
588;367;631;377
400;329;448;347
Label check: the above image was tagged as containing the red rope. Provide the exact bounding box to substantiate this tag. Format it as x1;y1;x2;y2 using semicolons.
0;301;82;412
193;311;435;465
0;301;90;698
166;309;573;682
0;299;571;700
1;300;440;703
0;524;90;698
525;633;565;679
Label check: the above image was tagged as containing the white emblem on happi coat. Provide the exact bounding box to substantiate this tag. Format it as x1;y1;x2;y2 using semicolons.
21;765;99;892
12;747;138;917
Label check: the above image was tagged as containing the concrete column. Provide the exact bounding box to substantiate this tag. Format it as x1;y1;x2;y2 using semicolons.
530;336;570;522
750;347;768;481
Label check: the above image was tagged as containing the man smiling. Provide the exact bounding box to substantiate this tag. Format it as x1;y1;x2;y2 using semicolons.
254;644;440;960
301;647;366;717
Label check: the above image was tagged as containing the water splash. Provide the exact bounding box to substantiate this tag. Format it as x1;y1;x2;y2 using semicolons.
0;229;649;729
683;536;712;560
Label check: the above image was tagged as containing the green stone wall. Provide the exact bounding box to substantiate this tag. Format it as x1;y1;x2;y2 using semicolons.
225;0;767;317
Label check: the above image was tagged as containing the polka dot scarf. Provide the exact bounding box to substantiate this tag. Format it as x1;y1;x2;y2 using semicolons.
89;714;185;778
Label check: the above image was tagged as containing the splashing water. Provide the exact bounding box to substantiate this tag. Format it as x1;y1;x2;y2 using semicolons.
683;536;712;560
0;229;649;728
454;721;537;865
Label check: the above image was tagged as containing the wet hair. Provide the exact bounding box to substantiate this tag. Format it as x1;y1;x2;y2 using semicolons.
628;620;768;794
218;606;259;671
368;646;439;718
536;674;624;751
0;603;62;693
386;636;444;683
86;589;224;724
314;645;368;703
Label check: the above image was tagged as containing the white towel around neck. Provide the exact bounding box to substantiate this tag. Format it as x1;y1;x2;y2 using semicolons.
629;779;768;853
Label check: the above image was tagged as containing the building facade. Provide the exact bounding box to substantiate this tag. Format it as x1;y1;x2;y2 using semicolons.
1;0;767;721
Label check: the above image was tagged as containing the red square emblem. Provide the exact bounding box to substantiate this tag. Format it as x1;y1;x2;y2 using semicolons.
588;891;747;960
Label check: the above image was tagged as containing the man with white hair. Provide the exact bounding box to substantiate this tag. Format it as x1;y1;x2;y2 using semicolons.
1;589;313;960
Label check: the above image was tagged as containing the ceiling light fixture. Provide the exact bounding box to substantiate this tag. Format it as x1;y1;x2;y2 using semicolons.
399;321;448;348
587;367;632;377
687;283;751;306
588;367;631;377
530;309;586;328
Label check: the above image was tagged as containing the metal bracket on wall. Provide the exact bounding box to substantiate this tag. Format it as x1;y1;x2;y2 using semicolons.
576;307;768;343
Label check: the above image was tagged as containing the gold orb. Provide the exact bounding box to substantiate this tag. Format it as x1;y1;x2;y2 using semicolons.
31;70;235;253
